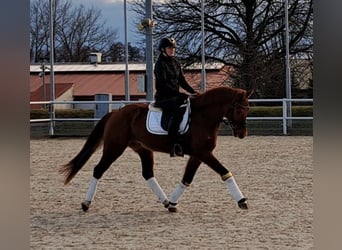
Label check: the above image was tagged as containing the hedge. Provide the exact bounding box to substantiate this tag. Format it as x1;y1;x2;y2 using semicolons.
30;106;312;119
30;106;313;137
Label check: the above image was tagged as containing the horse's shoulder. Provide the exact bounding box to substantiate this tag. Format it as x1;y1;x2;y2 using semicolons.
121;103;148;110
113;103;147;118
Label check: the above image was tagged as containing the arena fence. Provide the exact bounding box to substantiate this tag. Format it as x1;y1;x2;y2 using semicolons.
30;98;313;137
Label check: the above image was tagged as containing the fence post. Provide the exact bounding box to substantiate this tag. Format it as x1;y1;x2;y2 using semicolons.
282;99;287;135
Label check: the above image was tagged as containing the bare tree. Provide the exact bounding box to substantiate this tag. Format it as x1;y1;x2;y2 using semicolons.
105;42;125;62
132;0;313;98
30;0;50;62
103;42;145;62
30;0;119;63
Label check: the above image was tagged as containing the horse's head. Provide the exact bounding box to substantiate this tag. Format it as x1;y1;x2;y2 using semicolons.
224;89;253;139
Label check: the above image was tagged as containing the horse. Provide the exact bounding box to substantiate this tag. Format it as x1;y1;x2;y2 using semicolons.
60;86;253;212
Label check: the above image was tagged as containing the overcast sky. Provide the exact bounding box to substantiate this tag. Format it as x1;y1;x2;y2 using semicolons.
51;0;140;45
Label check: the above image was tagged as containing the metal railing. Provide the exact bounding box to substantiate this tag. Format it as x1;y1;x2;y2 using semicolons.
247;98;313;134
30;98;313;136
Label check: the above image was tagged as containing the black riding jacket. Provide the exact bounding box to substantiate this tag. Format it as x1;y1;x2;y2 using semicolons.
154;53;196;103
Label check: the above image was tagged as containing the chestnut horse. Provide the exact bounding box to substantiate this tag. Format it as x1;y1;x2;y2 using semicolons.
60;86;252;212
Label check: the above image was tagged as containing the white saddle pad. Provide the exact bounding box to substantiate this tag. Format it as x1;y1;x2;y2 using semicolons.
146;101;191;135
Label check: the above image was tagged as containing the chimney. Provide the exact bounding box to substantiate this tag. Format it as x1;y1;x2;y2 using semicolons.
89;53;102;64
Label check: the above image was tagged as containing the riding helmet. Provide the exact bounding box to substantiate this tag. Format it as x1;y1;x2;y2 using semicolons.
158;37;176;51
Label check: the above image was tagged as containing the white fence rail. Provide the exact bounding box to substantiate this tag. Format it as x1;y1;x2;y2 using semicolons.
248;98;313;134
30;98;313;135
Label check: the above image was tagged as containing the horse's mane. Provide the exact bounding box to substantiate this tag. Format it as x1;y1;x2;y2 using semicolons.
192;86;245;109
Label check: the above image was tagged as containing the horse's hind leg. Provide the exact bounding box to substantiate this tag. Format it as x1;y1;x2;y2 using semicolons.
168;156;202;212
82;145;126;212
133;146;169;208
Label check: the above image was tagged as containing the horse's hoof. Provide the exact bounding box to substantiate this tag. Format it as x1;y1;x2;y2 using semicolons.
168;206;178;213
81;201;91;212
238;198;248;210
167;201;178;212
163;200;170;208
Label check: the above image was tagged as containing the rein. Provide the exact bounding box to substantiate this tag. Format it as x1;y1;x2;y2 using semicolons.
222;117;247;130
233;102;249;110
222;102;249;129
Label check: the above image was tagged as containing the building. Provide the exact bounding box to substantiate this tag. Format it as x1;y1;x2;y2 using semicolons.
30;63;232;110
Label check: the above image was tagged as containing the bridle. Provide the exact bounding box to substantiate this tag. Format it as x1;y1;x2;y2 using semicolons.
222;102;249;130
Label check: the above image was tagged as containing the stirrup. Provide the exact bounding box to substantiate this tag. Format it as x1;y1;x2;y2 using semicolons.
170;144;184;157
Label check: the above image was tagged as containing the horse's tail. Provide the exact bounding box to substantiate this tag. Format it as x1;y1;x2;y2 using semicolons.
59;112;112;185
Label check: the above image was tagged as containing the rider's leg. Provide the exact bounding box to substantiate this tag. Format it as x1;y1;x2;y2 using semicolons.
168;112;184;157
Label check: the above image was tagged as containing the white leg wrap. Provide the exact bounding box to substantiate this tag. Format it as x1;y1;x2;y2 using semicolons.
169;182;187;204
85;176;98;202
225;176;244;202
147;177;168;204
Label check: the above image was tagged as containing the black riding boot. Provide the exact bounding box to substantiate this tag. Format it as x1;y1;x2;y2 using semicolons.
168;117;184;157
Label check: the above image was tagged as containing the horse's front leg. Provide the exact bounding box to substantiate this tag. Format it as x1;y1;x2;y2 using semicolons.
168;156;202;212
135;147;170;208
199;152;248;210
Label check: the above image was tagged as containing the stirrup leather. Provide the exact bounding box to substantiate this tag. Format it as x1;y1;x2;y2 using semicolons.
170;144;184;157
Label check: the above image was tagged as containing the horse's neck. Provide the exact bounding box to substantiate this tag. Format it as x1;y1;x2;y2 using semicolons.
191;97;227;125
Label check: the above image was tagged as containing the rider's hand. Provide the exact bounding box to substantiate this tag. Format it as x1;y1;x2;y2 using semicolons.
190;91;201;98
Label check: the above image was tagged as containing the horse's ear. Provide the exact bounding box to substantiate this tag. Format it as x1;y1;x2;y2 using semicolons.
246;89;254;99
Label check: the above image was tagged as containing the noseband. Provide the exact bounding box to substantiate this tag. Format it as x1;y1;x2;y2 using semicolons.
222;102;249;130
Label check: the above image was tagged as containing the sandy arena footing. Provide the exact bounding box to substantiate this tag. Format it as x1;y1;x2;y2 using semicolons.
30;136;313;249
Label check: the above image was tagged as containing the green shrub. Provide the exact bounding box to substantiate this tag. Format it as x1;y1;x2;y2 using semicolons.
248;106;312;117
30;106;313;137
30;109;94;119
31;106;312;119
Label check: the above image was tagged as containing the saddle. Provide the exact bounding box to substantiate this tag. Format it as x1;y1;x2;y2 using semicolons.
146;98;191;135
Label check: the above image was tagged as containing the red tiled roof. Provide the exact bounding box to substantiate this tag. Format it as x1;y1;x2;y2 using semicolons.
30;64;232;102
30;81;74;109
71;73;144;96
183;65;232;91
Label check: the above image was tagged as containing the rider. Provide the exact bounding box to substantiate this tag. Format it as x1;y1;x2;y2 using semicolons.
154;37;199;157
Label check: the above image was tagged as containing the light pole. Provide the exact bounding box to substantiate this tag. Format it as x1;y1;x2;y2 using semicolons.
39;62;49;109
49;0;55;136
144;0;154;101
124;0;130;101
285;0;292;127
200;0;206;92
